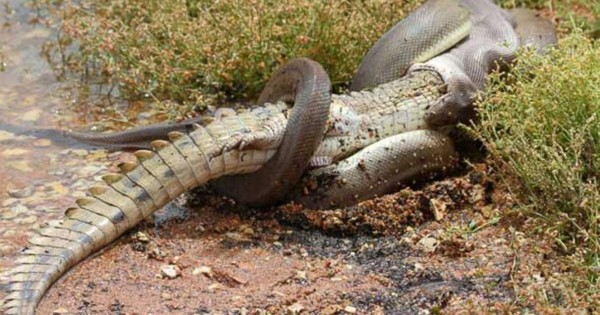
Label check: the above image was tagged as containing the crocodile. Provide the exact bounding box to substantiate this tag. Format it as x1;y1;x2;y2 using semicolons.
0;69;451;314
0;0;557;313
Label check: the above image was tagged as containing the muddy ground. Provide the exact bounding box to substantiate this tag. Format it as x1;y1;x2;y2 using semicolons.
31;163;579;314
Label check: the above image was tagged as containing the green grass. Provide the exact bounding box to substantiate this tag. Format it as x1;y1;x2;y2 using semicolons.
0;48;4;72
37;0;420;110
472;30;599;293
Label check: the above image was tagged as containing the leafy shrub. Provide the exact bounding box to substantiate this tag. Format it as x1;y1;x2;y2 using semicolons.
474;31;599;278
41;0;420;106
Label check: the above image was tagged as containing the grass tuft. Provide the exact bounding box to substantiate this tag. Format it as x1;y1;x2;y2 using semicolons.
38;0;421;107
472;30;599;286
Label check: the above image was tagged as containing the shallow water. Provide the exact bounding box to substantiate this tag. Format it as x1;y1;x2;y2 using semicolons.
0;0;118;276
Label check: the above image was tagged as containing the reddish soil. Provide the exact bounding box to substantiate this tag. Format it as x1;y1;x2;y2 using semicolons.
32;163;587;314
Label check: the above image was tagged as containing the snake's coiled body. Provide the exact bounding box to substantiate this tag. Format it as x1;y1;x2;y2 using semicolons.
211;58;332;206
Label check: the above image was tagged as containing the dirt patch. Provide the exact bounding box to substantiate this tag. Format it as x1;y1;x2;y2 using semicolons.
35;164;564;314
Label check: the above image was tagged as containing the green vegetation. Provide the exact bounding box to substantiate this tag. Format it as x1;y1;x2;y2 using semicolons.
39;0;420;109
0;48;4;72
473;31;599;296
498;0;600;32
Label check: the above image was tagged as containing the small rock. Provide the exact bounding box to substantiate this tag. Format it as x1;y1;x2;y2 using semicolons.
0;244;15;255
10;204;29;214
417;236;438;253
77;165;104;177
2;198;18;207
46;181;67;194
1;148;29;156
192;266;213;277
8;185;35;198
429;198;447;221
321;305;343;315
344;306;357;313
32;138;52;147
225;232;247;242
21;109;42;122
272;241;283;249
414;262;424;272
71;191;86;198
7;160;33;172
48;169;66;176
137;111;153;121
480;205;493;219
469;184;485;204
71;149;89;157
160;265;181;279
239;224;255;236
287;303;304;315
52;307;70;314
207;283;222;292
16;215;37;225
2;229;17;237
0;130;15;142
135;232;150;243
294;270;308;281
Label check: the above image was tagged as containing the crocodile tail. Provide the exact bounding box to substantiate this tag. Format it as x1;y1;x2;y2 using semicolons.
1;106;282;314
0;134;204;314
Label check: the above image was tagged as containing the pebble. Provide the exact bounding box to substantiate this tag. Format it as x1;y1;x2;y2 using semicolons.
135;232;150;243
192;266;213;277
46;181;67;194
0;130;15;142
344;306;357;313
32;138;52;147
21;109;42;122
51;307;70;314
8;185;35;198
160;264;181;279
272;241;283;249
294;270;308;281
137;111;153;121
76;165;105;178
2;198;18;207
1;148;29;156
287;303;304;315
71;149;89;157
2;211;19;220
48;169;66;176
16;215;37;225
417;236;438;253
7;160;33;172
11;203;29;214
429;198;447;221
71;191;86;198
207;283;222;292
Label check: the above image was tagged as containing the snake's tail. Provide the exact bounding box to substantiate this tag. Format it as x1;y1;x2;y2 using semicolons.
0;111;279;314
65;116;205;151
294;130;458;208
